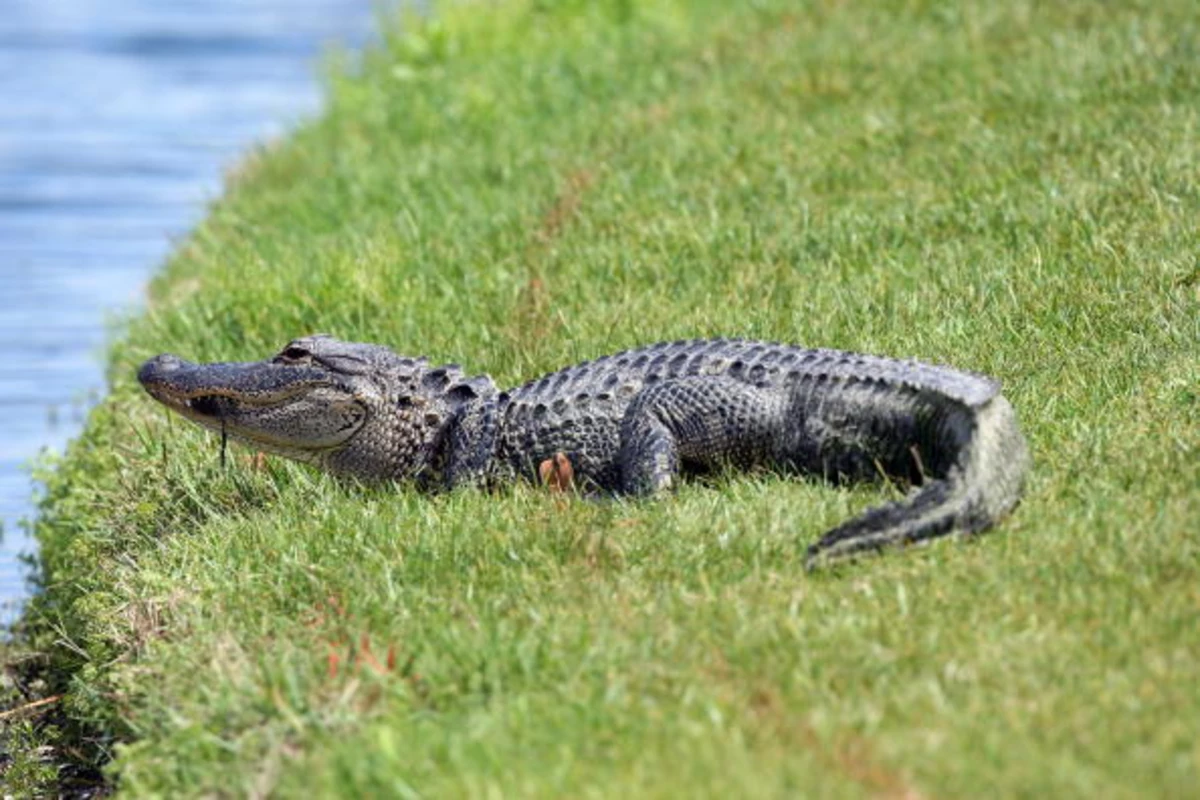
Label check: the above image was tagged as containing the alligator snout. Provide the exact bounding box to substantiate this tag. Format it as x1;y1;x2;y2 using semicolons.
137;351;342;406
138;353;275;420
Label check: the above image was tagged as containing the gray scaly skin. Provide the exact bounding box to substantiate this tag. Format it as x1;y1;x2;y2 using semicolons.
139;335;1030;566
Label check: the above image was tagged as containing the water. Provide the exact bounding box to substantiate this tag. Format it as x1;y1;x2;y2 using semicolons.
0;0;376;625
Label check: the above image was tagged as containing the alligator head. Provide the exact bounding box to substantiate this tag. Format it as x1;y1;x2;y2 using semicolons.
138;335;494;482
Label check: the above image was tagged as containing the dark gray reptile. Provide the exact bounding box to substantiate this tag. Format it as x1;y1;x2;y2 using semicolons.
138;336;1029;566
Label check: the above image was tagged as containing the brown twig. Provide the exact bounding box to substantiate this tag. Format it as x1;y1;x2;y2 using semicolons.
0;694;63;722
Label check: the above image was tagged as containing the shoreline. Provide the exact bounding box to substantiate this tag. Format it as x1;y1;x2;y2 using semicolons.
0;0;374;640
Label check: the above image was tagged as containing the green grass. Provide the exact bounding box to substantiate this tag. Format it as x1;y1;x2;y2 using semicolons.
7;0;1199;795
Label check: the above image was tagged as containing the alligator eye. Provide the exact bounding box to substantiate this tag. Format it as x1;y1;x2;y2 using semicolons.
279;344;311;362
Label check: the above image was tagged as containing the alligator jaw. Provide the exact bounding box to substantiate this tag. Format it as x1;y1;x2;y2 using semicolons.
139;354;322;415
137;353;368;458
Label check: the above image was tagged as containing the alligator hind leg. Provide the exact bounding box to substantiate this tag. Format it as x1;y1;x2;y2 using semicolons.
616;403;682;494
616;377;786;495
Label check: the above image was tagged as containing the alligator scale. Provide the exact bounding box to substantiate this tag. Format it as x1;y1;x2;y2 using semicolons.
139;336;1029;566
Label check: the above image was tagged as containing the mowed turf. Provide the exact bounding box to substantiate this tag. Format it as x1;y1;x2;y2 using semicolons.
10;0;1198;795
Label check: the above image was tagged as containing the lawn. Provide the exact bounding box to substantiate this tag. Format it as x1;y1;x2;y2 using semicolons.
6;0;1198;795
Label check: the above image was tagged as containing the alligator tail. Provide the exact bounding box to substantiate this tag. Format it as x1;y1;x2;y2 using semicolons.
805;395;1029;568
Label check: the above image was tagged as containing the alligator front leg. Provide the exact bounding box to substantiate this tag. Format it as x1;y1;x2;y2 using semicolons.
616;377;788;494
442;395;502;490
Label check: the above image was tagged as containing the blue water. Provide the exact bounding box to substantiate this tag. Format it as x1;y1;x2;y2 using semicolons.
0;0;376;625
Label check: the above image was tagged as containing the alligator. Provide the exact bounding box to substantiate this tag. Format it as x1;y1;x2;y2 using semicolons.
138;336;1029;566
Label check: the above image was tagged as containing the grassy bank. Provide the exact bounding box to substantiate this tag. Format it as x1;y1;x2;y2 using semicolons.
7;0;1198;795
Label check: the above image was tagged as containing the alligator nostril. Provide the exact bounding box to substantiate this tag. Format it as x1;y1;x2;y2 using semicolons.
138;354;184;386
